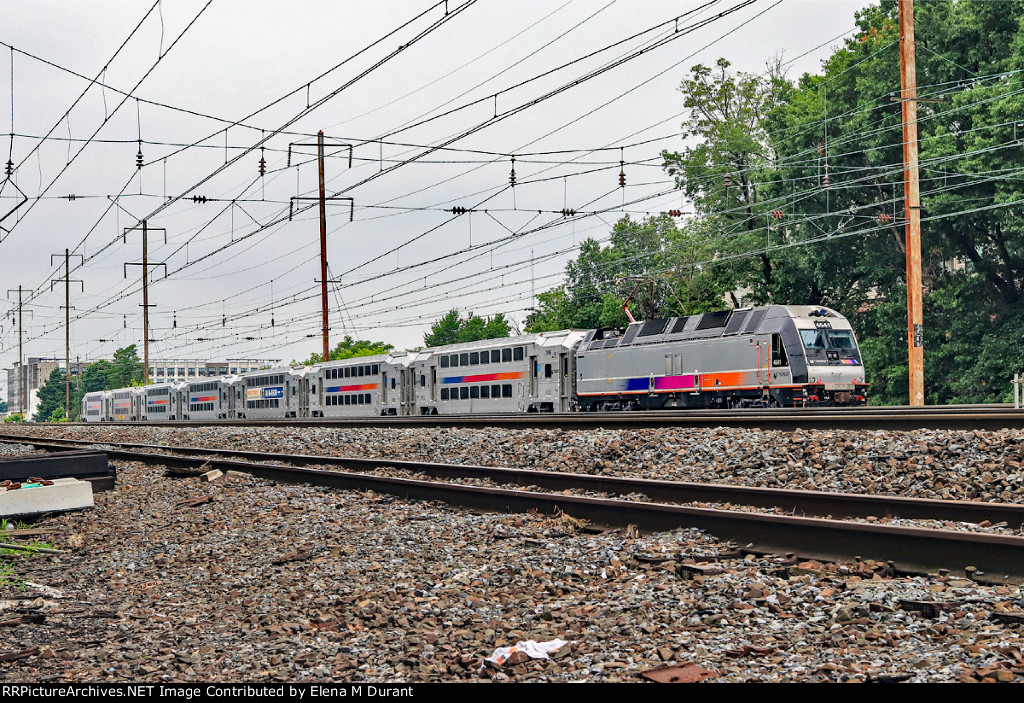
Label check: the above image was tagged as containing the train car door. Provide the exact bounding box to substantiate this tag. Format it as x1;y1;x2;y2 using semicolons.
300;378;309;417
401;368;413;413
529;355;539;397
227;386;236;419
558;352;570;411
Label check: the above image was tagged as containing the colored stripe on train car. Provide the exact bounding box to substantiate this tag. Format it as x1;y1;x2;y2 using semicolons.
442;371;523;384
325;383;377;393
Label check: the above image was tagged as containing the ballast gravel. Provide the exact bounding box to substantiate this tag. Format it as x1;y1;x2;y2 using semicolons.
0;423;1023;683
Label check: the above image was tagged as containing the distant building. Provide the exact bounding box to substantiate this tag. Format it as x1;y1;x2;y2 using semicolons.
5;356;280;418
6;357;60;417
145;359;280;383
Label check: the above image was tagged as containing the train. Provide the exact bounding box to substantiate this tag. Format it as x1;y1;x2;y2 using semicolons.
81;304;868;422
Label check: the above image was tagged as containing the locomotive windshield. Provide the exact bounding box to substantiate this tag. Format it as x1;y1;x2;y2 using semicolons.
799;328;858;351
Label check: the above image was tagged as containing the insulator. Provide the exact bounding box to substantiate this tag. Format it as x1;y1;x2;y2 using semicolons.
451;206;467;215
771;210;785;219
67;194;76;201
4;159;12;177
723;172;732;188
222;316;226;327
192;195;208;204
136;140;144;170
667;209;682;217
258;157;266;177
245;336;255;341
618;160;625;188
271;317;275;327
173;313;177;329
561;208;576;217
817;141;824;155
823;164;830;186
878;212;892;223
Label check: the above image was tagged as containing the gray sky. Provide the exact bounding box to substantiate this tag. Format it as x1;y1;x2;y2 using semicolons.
0;0;874;387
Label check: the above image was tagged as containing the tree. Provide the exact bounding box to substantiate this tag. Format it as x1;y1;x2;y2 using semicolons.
0;400;7;413
657;0;1024;403
424;310;511;348
69;360;114;420
526;214;730;333
293;336;395;365
32;369;67;422
108;345;143;389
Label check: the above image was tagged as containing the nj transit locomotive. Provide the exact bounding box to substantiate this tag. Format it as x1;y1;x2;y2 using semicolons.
82;305;868;421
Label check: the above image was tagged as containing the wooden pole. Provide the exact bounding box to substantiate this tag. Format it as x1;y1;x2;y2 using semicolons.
64;250;70;419
142;219;150;385
899;0;924;405
318;130;329;363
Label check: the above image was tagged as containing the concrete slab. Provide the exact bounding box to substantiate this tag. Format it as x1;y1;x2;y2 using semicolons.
0;478;94;518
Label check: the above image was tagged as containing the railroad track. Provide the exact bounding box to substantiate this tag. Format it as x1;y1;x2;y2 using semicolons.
5;432;1024;583
62;404;1024;431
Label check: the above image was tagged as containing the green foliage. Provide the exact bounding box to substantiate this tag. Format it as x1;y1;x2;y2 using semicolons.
47;406;68;423
32;368;68;422
108;345;143;389
3;413;24;423
294;336;396;365
0;400;7;413
526;215;729;333
655;1;1024;404
424;310;511;348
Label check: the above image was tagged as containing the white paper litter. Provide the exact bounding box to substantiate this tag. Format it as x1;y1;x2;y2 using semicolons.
485;638;569;666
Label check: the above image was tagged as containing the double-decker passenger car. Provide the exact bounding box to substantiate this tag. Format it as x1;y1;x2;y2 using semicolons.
82;305;868;422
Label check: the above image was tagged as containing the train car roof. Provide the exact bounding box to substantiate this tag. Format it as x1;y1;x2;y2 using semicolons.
580;305;850;351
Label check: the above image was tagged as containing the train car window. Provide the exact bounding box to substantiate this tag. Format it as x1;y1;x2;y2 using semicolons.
513;347;524;361
772;334;789;366
364;393;371;403
489;350;498;363
391;378;396;390
502;348;512;363
480;386;490;399
441;356;449;368
344;396;350;405
828;330;856;350
441;388;449;400
470;352;479;365
544;364;553;378
460;387;469;400
460;353;469;366
372;365;379;375
800;329;827;349
502;384;513;398
470;386;480;399
450;354;459;367
491;384;500;397
357;366;364;377
420;375;426;387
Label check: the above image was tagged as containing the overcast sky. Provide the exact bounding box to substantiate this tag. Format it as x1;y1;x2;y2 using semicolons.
0;0;875;389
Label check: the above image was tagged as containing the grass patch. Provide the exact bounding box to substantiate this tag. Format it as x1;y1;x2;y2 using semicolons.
0;561;22;590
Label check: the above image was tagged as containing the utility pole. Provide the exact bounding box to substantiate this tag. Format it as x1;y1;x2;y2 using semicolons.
6;286;32;417
287;132;353;362
51;249;83;420
899;0;924;405
318;131;329;362
124;220;167;385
